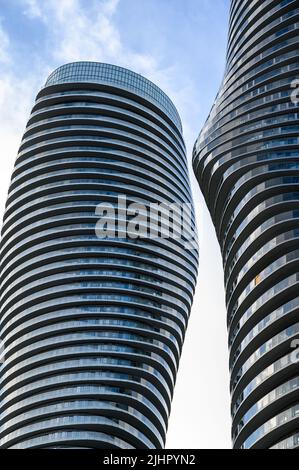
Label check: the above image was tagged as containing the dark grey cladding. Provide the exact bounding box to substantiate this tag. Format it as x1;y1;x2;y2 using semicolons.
193;0;299;450
0;62;198;449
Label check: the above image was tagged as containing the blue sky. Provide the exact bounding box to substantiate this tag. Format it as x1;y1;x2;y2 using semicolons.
0;0;229;151
0;0;232;448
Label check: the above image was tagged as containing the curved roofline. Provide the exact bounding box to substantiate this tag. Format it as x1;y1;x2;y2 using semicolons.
44;61;182;132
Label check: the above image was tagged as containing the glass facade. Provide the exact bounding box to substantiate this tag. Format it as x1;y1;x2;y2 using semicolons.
0;62;198;449
193;0;299;449
45;62;182;132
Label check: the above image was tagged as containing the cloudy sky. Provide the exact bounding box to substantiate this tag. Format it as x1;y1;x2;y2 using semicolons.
0;0;232;448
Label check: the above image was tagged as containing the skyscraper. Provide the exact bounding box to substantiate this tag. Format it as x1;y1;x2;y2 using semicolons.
0;62;198;449
193;0;299;449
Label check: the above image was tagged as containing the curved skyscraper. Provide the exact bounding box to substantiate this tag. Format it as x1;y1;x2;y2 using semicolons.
193;0;299;450
0;62;198;449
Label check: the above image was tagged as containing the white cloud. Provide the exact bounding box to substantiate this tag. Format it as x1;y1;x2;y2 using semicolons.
22;0;44;18
0;76;34;214
34;0;163;77
49;0;122;62
21;0;183;120
0;0;181;208
21;0;124;63
0;22;10;64
0;17;48;214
